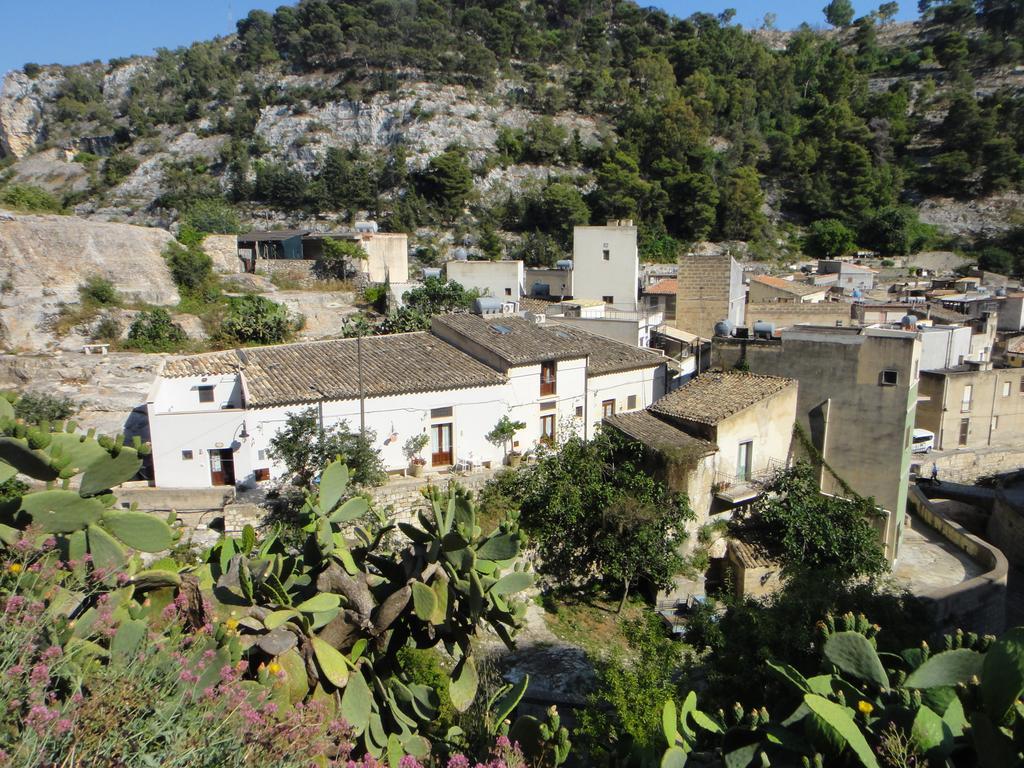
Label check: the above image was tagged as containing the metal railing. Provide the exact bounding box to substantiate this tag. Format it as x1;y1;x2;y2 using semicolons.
714;458;788;493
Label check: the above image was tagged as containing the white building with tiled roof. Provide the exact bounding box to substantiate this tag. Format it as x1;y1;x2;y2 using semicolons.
147;316;668;489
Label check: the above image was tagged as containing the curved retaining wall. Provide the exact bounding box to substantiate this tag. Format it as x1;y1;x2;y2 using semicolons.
906;484;1008;635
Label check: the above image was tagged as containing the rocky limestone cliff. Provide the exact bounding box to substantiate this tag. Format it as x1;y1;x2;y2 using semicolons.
0;71;61;158
0;210;180;351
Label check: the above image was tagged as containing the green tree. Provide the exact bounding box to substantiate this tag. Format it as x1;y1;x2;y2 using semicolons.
578;616;685;763
416;148;473;221
219;295;297;345
823;0;856;26
717;166;766;241
860;206;930;255
182;198;240;235
804;219;856;258
403;276;477;316
316;237;365;280
491;431;691;605
878;1;900;22
163;241;220;303
977;246;1015;274
521;182;591;247
125;308;187;352
78;276;119;307
267;407;386;487
732;461;887;580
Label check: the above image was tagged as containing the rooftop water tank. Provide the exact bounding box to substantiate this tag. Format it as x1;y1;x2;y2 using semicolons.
556;259;574;270
713;319;734;338
453;247;469;261
900;314;918;330
474;297;505;315
423;267;442;279
355;220;378;233
851;288;863;300
996;287;1007;297
752;320;775;339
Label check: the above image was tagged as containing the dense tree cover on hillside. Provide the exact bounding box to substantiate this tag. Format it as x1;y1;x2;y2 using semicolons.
33;0;1024;266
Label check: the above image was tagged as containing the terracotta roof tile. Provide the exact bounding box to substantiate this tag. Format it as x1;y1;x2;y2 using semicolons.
604;410;717;455
162;333;506;407
651;370;796;426
644;278;678;295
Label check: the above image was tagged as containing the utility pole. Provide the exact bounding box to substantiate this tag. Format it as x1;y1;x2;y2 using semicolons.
357;330;366;438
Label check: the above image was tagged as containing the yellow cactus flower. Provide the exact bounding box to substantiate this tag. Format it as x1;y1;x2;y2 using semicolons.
857;700;874;715
7;563;22;574
267;661;282;676
224;617;239;632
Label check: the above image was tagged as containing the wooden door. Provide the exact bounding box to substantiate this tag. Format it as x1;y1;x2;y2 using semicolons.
210;448;236;486
431;423;453;466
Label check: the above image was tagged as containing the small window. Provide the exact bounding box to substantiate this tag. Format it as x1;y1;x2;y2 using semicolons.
880;370;898;386
602;295;614;304
198;386;215;403
961;384;973;413
602;248;610;261
540;414;556;446
540;361;557;397
504;287;512;296
431;406;453;419
1003;381;1011;397
959;418;970;446
602;399;616;417
254;468;270;482
258;449;267;461
540;401;556;412
575;405;583;417
627;395;637;409
181;450;194;461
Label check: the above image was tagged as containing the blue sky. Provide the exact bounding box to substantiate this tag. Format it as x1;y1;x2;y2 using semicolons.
1;0;919;79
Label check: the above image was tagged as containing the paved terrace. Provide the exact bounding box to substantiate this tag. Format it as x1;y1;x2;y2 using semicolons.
891;513;985;593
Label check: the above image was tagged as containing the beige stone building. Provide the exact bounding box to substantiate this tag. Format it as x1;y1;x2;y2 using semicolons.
916;362;1024;450
675;251;745;339
712;325;922;562
748;275;829;304
604;371;798;533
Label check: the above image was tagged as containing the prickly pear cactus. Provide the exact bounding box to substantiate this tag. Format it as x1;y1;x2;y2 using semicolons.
0;416;175;577
199;458;534;760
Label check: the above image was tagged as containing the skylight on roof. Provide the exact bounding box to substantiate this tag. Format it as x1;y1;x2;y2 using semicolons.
492;325;512;335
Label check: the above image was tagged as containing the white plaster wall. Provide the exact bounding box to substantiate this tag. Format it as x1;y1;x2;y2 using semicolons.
446;260;524;299
152;374;244;412
573;226;639;311
587;365;665;437
148;405;248;488
525;268;573;298
359;233;408;283
504;359;587;450
920;327;972;371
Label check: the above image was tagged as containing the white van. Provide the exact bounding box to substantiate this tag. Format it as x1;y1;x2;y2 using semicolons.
911;428;935;454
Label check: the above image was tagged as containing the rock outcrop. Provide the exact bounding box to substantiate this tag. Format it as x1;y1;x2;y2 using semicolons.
0;71;60;159
201;234;242;274
0;211;180;351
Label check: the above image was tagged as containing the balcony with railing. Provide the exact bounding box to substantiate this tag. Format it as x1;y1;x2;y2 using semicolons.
713;458;788;504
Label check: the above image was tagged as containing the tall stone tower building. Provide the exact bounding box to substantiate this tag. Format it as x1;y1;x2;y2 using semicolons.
674;249;746;339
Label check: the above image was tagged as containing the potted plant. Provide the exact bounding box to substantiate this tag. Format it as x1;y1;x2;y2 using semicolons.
486;415;526;467
403;432;430;477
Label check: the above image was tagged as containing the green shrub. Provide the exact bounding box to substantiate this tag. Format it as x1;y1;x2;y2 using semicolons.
0;184;63;214
101;152;140;187
219;294;297;345
125;308;187;352
91;314;122;343
182;197;240;235
164;241;220;302
78;276;119;307
13;392;76;424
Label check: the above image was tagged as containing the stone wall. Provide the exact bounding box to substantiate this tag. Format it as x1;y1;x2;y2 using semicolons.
916;446;1024;484
369;469;499;527
744;302;852;329
676;253;735;339
906;485;1007;635
986;496;1024;567
254;257;317;284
